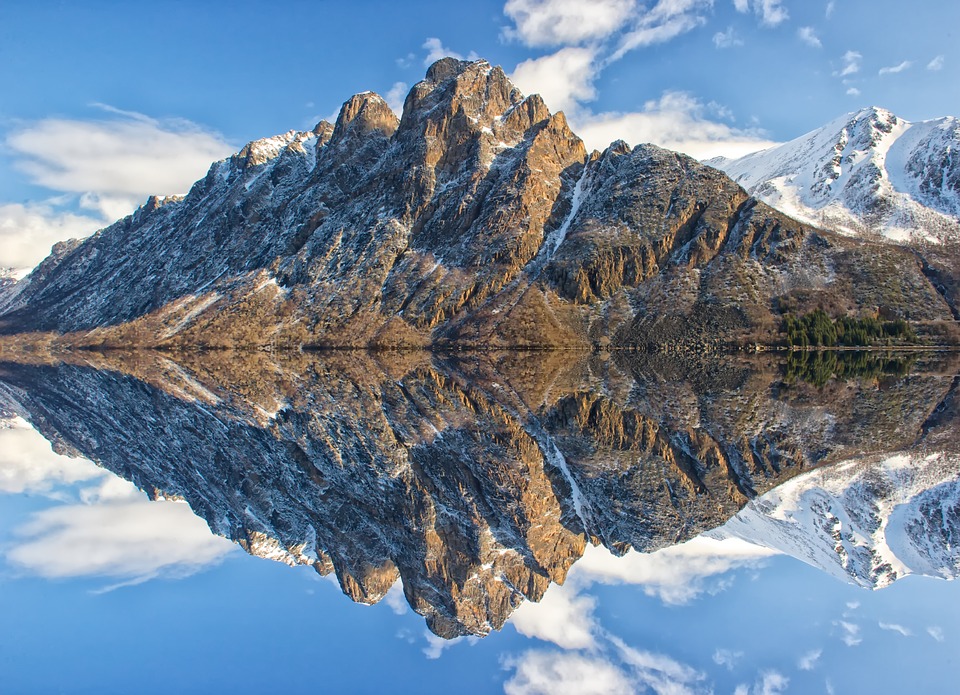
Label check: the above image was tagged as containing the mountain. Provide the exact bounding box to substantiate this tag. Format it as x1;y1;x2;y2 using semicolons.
716;451;960;588
710;107;960;243
1;350;956;636
1;62;955;348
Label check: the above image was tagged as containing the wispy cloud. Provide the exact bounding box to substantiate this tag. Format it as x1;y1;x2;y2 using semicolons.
713;26;744;49
7;107;233;214
836;49;862;76
927;55;945;71
734;0;790;27
797;648;822;671
835;620;862;646
610;0;713;61
927;626;945;642
846;87;861;96
879;622;913;637
502;0;637;47
573;90;778;160
826;1;836;18
879;60;912;76
797;26;822;48
713;648;745;670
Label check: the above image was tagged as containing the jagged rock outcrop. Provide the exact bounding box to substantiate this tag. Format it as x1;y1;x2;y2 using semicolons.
1;62;953;346
1;350;956;636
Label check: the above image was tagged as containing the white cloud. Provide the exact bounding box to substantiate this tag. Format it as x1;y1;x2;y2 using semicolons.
846;87;861;96
6;475;235;583
713;26;744;48
734;0;790;27
879;60;912;76
572;91;779;160
825;1;836;18
567;537;776;605
383;579;409;615
734;671;790;695
510;582;598;649
713;648;744;670
0;419;103;494
927;626;945;642
836;50;862;76
797;26;822;48
927;55;945;71
610;0;713;61
503;651;634;695
503;0;637;47
511;47;599;114
423;37;460;64
7;107;232;207
797;648;822;670
757;670;789;695
879;622;912;636
611;636;710;694
2;107;233;271
0;202;101;272
423;631;474;659
385;81;409;117
835;620;862;646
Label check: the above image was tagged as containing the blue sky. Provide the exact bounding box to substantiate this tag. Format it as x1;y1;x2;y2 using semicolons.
1;0;958;270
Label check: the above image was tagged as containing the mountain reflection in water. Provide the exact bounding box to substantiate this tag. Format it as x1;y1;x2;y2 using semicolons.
0;349;957;638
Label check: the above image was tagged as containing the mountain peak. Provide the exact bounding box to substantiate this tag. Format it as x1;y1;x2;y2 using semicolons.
714;105;960;242
424;57;491;84
399;58;522;134
332;91;399;143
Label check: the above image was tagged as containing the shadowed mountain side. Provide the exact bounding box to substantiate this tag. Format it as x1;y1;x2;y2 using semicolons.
0;350;957;637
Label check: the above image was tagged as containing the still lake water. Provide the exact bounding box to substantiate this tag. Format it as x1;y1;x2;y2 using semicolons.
0;349;958;694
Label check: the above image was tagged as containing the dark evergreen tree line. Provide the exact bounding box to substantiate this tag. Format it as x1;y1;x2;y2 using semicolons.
782;309;917;347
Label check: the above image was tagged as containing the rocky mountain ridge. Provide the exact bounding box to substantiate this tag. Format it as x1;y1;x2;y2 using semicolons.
1;60;955;348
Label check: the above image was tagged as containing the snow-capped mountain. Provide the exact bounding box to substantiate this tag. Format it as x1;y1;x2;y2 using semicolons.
711;107;960;243
1;63;955;346
715;451;960;588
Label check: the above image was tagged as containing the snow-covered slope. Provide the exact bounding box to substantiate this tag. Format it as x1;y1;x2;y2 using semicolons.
711;107;960;242
714;452;960;588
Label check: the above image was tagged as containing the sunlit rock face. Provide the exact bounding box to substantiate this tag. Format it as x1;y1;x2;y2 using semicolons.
1;351;957;637
1;60;953;346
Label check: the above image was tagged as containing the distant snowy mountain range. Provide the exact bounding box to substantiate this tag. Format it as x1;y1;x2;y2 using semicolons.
710;107;960;243
714;451;960;589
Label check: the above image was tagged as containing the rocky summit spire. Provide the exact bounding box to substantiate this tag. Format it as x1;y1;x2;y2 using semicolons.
331;91;398;144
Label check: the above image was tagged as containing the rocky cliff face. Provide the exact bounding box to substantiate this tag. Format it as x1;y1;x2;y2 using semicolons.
1;62;954;345
1;350;956;636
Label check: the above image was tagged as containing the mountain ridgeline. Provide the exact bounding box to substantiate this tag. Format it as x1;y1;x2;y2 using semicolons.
1;59;956;348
